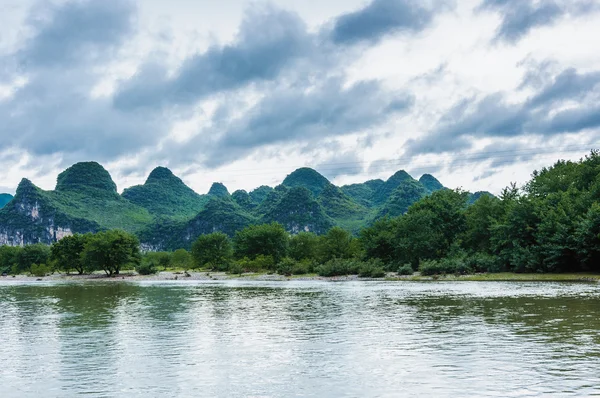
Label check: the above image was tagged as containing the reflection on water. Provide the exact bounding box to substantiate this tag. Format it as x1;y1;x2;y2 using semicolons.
0;281;599;397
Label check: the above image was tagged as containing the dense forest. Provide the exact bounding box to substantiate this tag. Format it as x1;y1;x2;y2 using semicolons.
2;152;599;277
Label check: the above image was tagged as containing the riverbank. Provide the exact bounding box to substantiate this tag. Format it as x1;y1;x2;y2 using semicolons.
2;271;600;283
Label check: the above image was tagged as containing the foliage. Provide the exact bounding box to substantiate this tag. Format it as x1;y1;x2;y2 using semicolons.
51;234;90;274
136;261;158;275
82;230;141;276
30;263;52;277
234;255;276;273
282;168;332;197
358;259;386;278
142;252;171;272
233;223;289;263
397;264;414;275
191;232;232;270
318;227;360;262
171;249;193;271
288;232;319;261
16;244;51;274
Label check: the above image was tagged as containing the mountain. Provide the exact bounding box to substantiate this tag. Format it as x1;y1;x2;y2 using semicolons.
419;174;445;193
282;168;332;197
0;194;13;209
139;197;257;251
375;179;428;219
0;162;152;245
341;180;384;207
0;160;459;248
122;167;208;220
261;187;334;234
469;191;495;204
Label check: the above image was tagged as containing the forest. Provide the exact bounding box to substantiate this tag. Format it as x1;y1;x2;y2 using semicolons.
1;152;599;277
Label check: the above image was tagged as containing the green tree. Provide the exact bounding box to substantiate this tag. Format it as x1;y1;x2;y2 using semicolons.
171;248;193;271
233;223;288;264
15;244;51;274
82;230;141;276
576;203;600;271
318;227;359;262
360;217;398;264
51;234;90;274
0;245;21;274
191;232;232;270
288;232;319;261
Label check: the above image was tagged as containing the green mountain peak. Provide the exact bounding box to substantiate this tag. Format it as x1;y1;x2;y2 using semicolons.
146;167;177;183
56;162;117;193
208;182;230;197
419;174;444;193
282;167;331;197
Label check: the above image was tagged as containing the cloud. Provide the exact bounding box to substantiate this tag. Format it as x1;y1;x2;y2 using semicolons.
480;0;600;43
0;0;167;164
404;66;600;157
18;0;135;68
204;78;414;167
330;0;444;44
316;151;365;180
114;5;313;110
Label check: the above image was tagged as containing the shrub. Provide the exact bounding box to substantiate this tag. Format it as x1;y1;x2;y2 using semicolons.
30;263;51;277
276;258;296;276
397;264;414;276
292;260;312;275
136;262;157;275
316;258;362;277
234;255;275;273
358;259;386;278
419;258;474;276
464;253;504;273
227;262;244;275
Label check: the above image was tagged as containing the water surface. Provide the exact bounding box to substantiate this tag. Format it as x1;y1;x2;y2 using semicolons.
1;280;599;397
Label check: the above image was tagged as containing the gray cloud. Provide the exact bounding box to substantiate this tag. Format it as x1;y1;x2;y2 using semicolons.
405;67;600;157
114;6;313;110
330;0;443;44
316;151;365;180
204;78;414;167
0;0;167;165
480;0;599;43
19;0;135;68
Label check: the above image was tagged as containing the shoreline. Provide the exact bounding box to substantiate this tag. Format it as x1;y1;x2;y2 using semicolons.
2;271;600;283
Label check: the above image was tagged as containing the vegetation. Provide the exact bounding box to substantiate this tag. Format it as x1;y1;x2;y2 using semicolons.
0;193;13;209
82;230;141;276
2;153;600;280
191;232;232;271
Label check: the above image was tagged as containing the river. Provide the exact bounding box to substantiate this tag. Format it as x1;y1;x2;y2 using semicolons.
1;280;599;397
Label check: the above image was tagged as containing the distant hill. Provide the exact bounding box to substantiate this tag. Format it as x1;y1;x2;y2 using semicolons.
122;167;208;221
0;161;466;249
0;194;13;209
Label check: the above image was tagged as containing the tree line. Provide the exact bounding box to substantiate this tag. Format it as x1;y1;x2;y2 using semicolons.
1;152;600;277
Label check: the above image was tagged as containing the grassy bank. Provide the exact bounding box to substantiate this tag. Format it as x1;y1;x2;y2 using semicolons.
386;273;600;282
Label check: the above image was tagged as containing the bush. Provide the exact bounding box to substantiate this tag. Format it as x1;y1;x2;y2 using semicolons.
419;258;474;276
276;258;296;276
292;260;313;275
30;263;51;277
316;258;362;277
136;262;158;275
464;253;504;273
227;262;244;275
358;259;386;278
397;264;414;276
234;255;275;273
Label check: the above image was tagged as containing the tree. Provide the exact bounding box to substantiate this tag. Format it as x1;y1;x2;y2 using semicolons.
360;217;398;264
171;249;193;272
51;234;90;274
288;232;319;261
15;244;51;274
318;227;359;262
82;230;141;276
233;223;288;264
576;203;600;271
0;245;20;274
191;232;232;270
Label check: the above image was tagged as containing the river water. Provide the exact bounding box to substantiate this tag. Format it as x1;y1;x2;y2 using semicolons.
0;280;599;397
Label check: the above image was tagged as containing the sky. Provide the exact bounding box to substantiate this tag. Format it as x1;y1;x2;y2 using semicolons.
1;0;599;195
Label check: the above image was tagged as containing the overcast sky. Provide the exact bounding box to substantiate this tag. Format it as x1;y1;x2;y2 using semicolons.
1;0;599;195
